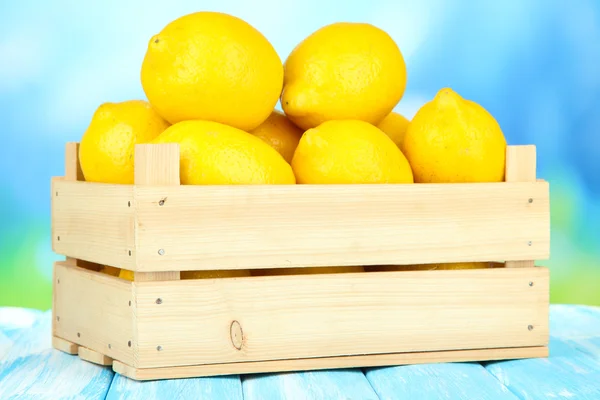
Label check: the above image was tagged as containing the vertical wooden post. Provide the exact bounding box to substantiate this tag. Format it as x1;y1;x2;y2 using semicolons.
133;143;181;282
505;145;537;268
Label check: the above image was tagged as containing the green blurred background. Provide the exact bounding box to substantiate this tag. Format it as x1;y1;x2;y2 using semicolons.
1;0;599;309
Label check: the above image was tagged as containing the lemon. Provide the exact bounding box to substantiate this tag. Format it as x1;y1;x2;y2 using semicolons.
181;270;251;279
99;265;120;277
79;100;169;184
141;12;283;131
366;262;494;272
152;120;295;185
291;120;413;184
252;266;364;276
250;110;304;163
282;22;406;130
376;112;410;149
402;88;507;183
119;269;134;281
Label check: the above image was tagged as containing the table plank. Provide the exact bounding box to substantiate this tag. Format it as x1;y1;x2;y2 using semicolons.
550;305;600;340
365;362;517;400
485;314;600;400
0;310;115;400
242;369;379;400
106;373;243;400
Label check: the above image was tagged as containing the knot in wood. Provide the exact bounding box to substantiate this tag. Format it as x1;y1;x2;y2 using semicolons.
230;320;244;350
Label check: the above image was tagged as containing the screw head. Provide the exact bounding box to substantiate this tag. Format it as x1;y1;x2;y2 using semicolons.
527;241;533;246
529;281;534;287
156;298;163;305
528;198;533;203
528;325;534;331
157;345;163;351
158;199;165;206
158;249;165;256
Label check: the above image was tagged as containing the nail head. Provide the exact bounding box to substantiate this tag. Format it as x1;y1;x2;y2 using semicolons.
157;345;163;351
128;341;132;347
158;249;165;256
108;344;112;349
156;298;163;305
158;199;165;206
77;332;81;338
529;281;534;287
528;325;534;331
527;241;532;246
528;198;533;203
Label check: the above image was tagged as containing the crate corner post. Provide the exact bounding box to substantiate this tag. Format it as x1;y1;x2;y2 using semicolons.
133;143;181;281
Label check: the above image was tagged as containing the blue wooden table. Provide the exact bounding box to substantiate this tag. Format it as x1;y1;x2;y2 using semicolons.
1;304;599;399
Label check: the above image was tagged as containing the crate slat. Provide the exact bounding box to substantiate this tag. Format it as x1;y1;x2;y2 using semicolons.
52;180;135;269
133;267;549;369
53;262;134;366
134;180;550;272
112;346;548;381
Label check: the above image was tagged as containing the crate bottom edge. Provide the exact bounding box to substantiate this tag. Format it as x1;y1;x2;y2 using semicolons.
119;346;546;381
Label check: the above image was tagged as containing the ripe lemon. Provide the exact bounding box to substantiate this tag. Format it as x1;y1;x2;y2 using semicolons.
366;262;494;272
376;112;410;149
141;12;283;131
79;100;169;184
252;266;364;276
99;266;121;277
152;120;296;185
291;120;413;184
119;269;134;281
181;270;251;279
250;110;304;163
402;88;507;183
282;22;406;130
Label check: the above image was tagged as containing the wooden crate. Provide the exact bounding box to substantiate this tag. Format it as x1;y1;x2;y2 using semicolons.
51;142;550;381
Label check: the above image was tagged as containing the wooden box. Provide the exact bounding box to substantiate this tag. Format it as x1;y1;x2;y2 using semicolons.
51;142;550;381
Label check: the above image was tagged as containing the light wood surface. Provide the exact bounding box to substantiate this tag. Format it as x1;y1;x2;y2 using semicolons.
133;144;180;281
78;346;114;366
505;145;537;268
113;346;549;381
52;180;135;270
133;267;549;368
53;262;135;366
134;180;550;272
52;336;78;355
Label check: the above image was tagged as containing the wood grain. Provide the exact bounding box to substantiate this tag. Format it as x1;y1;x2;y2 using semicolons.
132;267;549;369
505;145;537;268
52;336;78;355
52;180;135;270
134;181;550;272
243;368;379;400
79;346;114;366
53;262;134;366
113;346;548;381
365;362;519;400
133;144;180;281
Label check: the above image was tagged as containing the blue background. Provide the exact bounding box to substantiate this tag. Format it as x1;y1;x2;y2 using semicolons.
0;0;598;309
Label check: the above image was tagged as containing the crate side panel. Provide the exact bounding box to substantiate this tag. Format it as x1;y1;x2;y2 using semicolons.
135;182;550;272
52;180;135;269
54;262;134;365
134;267;549;368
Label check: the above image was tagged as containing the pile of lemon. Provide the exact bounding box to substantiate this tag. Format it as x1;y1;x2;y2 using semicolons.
83;12;507;280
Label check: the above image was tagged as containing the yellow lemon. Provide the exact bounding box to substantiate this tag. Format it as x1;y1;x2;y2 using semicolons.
79;100;169;184
99;265;121;277
376;112;410;149
141;12;283;131
402;88;507;183
282;22;406;130
181;270;251;279
366;262;495;272
152;120;295;185
252;266;364;276
250;110;304;163
291;120;413;184
119;269;134;281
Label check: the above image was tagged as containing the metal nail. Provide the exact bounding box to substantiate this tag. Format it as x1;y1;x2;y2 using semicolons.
529;281;534;287
157;346;163;351
528;198;533;203
156;298;163;305
158;249;165;256
528;325;534;331
527;241;532;246
128;341;132;347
